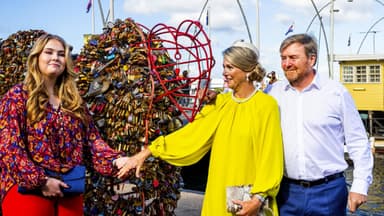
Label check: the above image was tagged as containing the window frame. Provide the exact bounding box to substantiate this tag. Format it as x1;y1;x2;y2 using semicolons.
342;64;381;83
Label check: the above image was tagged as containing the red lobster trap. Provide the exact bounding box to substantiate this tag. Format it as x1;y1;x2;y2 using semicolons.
74;18;215;215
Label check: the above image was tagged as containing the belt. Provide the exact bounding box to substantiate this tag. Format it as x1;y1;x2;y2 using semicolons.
283;172;344;188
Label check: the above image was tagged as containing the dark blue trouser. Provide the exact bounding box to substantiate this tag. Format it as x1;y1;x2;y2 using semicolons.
277;176;348;216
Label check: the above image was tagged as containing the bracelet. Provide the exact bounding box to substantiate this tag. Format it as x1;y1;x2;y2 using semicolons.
253;194;266;203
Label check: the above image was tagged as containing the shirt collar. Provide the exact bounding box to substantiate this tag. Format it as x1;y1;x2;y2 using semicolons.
283;69;322;91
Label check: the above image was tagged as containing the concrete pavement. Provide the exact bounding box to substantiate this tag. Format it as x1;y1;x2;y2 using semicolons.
174;154;384;216
174;190;204;216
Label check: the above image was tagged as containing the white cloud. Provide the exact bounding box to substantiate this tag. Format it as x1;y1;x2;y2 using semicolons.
279;0;312;8
334;0;374;22
122;0;251;33
123;0;205;14
275;13;295;25
119;0;384;78
278;0;375;23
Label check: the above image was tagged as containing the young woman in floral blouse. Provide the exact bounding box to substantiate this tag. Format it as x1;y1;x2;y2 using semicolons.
0;34;128;216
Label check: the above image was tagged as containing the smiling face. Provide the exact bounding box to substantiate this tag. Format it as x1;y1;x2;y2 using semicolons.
38;39;66;80
222;58;247;92
280;42;316;89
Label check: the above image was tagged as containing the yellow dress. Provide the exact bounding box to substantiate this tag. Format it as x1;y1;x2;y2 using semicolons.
149;90;284;216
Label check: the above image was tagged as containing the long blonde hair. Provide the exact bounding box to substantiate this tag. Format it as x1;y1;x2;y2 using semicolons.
25;34;88;125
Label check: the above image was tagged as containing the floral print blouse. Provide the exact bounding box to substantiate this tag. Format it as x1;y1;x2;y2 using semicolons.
0;84;123;202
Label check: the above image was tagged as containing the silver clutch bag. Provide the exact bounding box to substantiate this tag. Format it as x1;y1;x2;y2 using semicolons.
226;185;274;216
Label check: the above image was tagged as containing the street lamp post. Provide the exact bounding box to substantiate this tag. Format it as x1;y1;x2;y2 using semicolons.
306;2;332;32
357;18;384;54
309;0;332;78
309;0;353;79
236;0;253;44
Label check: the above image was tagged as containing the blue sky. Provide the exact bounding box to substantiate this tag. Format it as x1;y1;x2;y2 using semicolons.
1;0;383;80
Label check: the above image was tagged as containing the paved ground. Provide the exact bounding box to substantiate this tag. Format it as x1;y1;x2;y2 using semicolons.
174;154;384;216
345;153;384;216
174;190;204;216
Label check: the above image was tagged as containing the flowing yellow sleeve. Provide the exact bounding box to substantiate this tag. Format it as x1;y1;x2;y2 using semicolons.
149;94;228;166
250;95;284;199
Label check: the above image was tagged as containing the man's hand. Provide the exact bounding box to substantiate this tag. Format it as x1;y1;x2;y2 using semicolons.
348;192;367;213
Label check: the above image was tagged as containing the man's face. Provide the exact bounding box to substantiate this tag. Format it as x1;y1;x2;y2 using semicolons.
280;42;315;87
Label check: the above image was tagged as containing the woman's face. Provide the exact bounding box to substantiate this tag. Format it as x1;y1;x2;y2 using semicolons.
38;39;66;80
222;58;247;92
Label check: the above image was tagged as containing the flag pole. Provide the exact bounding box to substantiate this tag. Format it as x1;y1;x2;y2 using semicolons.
109;0;114;22
207;3;211;38
92;0;95;34
348;33;352;54
329;0;335;79
256;0;260;50
97;0;106;28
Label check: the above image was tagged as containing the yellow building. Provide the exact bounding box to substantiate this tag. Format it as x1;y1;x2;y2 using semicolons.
335;54;384;143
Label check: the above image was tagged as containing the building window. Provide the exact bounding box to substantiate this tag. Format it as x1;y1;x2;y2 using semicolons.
342;64;381;83
342;66;353;83
369;65;381;82
356;65;367;82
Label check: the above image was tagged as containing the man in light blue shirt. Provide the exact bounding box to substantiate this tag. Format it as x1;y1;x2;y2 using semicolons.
267;33;373;215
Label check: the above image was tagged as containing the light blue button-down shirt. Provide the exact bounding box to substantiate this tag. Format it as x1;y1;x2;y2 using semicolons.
266;72;373;195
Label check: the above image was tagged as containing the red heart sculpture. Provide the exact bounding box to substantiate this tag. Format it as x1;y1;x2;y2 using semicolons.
70;18;215;216
138;20;215;122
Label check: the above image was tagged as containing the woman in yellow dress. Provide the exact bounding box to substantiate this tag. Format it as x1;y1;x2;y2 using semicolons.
117;40;284;216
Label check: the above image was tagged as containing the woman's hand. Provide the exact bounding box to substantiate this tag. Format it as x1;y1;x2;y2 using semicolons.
113;156;130;169
41;177;68;198
116;148;152;179
232;197;263;216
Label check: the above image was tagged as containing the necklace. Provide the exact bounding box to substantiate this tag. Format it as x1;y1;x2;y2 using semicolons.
231;88;258;103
